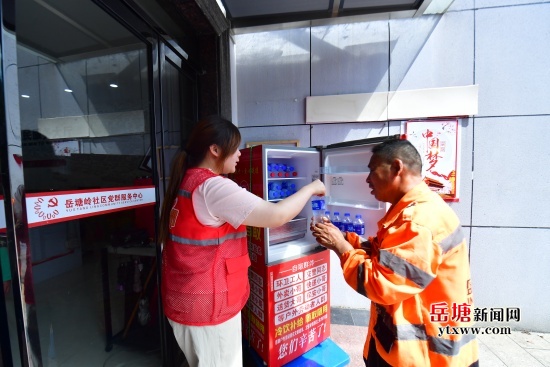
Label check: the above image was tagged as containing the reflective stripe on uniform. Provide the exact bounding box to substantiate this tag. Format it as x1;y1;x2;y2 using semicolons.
376;307;476;356
171;231;247;246
439;226;465;253
378;250;434;288
395;323;428;341
428;333;477;356
178;189;191;198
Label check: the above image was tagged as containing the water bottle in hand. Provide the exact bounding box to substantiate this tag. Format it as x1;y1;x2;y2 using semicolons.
311;198;326;224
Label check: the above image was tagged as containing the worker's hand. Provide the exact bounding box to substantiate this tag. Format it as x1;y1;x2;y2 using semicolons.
310;217;353;255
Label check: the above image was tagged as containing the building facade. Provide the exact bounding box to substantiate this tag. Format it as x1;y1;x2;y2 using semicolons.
1;0;549;366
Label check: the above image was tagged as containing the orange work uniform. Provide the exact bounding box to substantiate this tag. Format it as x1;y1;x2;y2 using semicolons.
162;168;251;326
341;182;479;366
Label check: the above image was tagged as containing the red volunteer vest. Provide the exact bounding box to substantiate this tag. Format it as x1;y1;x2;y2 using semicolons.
162;168;250;326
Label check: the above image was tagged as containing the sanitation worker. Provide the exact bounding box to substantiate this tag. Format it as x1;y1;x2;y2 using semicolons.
311;139;478;367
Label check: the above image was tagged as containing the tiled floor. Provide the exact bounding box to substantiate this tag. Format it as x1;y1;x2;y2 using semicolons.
329;307;550;367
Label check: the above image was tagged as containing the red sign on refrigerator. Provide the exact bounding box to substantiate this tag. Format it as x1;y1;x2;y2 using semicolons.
244;249;330;366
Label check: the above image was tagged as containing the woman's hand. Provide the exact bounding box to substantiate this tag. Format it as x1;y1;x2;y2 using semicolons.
305;179;326;197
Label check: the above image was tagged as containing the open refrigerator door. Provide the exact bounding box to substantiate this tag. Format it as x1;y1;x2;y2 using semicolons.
320;135;400;240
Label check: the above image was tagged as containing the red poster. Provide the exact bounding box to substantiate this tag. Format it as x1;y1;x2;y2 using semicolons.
406;120;460;201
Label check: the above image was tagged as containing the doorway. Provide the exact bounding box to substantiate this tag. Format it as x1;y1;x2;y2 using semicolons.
0;0;198;366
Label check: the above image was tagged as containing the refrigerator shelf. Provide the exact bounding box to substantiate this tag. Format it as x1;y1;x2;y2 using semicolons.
325;196;383;210
268;216;307;246
267;177;305;181
320;166;370;174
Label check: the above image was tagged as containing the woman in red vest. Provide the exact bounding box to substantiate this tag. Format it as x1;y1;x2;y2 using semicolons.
158;116;325;367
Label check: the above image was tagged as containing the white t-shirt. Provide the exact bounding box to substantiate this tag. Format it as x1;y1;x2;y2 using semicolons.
193;176;263;229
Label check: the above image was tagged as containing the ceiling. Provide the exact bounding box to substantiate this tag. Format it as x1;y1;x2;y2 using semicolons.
14;0;453;61
16;0;140;61
220;0;433;30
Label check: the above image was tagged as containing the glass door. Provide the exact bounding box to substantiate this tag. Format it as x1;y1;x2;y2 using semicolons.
157;43;198;193
2;0;161;365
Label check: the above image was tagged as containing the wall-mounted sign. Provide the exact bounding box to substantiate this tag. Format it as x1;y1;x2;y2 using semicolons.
406;120;460;202
0;186;155;230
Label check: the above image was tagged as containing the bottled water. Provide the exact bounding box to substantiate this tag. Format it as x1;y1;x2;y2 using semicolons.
268;163;278;177
284;165;294;177
323;211;331;223
311;198;326;224
268;190;281;200
332;211;342;232
353;214;365;235
268;162;297;177
281;181;295;190
342;213;354;232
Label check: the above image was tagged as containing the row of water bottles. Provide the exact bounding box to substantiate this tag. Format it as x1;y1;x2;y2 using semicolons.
330;211;365;235
312;198;365;235
268;162;298;178
268;181;297;200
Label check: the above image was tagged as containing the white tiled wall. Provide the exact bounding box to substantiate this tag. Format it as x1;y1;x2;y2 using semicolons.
475;3;550;117
470;227;550;332
235;29;310;126
476;0;549;7
388;11;474;91
447;0;475;11
472;116;550;228
311;21;389;96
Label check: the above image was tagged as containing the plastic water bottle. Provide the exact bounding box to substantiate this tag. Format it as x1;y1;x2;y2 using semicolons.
342;213;354;232
268;190;281;200
282;181;295;190
311;198;326;224
285;165;298;177
268;163;278;177
268;182;282;191
353;214;365;235
332;212;342;231
323;211;331;223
